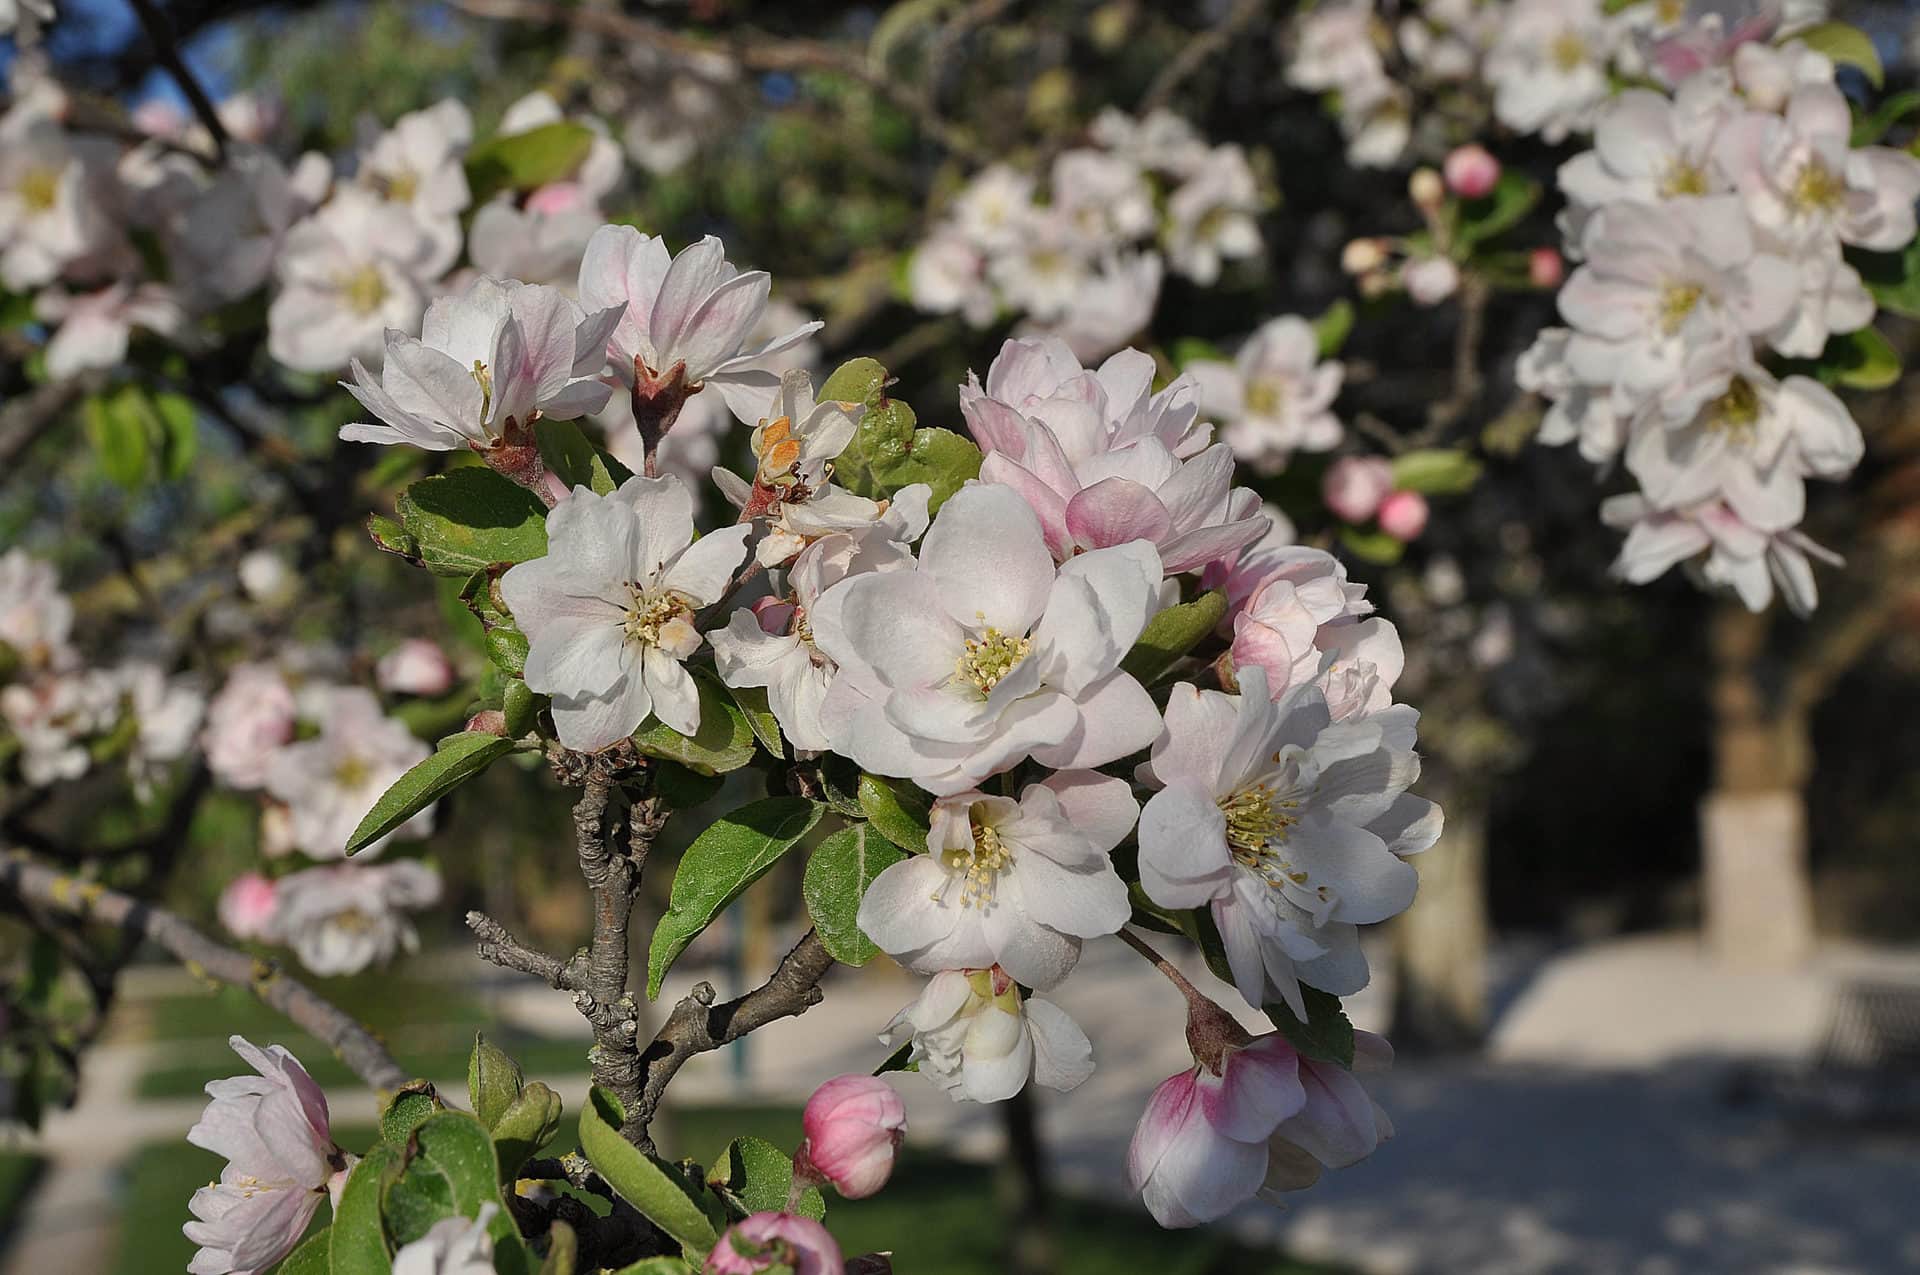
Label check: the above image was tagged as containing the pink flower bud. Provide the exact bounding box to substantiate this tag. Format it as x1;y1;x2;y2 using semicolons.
1442;144;1500;199
376;638;455;697
217;872;278;941
1378;490;1430;542
526;181;589;216
1321;457;1395;524
706;1213;843;1275
464;709;509;737
1528;246;1564;289
796;1075;906;1200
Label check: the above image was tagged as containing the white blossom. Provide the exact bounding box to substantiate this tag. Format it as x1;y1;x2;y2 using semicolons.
1162;145;1262;285
267;860;442;977
353;98;472;276
35;281;188;380
881;967;1094;1104
267;187;440;373
201;663;296;791
1187;317;1344;473
392;1204;499;1275
263;687;432;858
711;369;875;567
0;548;76;673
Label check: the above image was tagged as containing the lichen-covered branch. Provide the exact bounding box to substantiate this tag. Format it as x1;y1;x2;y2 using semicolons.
0;848;409;1090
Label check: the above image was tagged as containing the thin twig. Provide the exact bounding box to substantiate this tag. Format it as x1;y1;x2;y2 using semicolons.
125;0;231;162
468;910;577;988
1421;272;1490;439
630;929;836;1154
1138;0;1267;117
1115;926;1205;1002
0;848;409;1089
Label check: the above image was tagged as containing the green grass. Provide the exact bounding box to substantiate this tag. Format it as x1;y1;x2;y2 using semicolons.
0;1151;44;1247
114;1106;1342;1275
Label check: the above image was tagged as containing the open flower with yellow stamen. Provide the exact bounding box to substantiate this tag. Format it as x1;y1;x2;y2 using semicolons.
1136;665;1440;1018
880;966;1094;1104
267;187;440;373
810;483;1164;796
857;770;1135;990
712;368;881;566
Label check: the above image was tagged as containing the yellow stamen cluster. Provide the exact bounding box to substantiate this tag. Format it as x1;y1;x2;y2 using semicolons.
622;583;694;646
338;265;390;317
1658;282;1703;335
1659;160;1710;198
19;167;60;214
954;627;1031;694
332;754;373;789
1245;377;1288;418
1550;30;1588;72
1219;783;1296;858
1790;159;1846;216
1705;377;1760;442
380;168;420;205
942;820;1012;908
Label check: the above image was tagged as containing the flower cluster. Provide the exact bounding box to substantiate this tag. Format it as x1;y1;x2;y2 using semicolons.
908;109;1263;359
1519;25;1912;612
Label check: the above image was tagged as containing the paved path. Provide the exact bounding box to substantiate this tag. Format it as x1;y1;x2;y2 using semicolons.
8;934;1920;1274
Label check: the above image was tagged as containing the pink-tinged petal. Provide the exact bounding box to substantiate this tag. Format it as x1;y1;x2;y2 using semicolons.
813;571;963;690
1138;1078;1269;1226
646;235;729;363
1031;540;1162;694
1368;793;1444;858
573;304;626;376
1038;769;1138;852
1136;781;1232;909
1030;670;1161;770
919;484;1057;635
1274;1056;1385;1169
1064;477;1173;551
539;378;613;420
960;389;1034;456
1128;1069;1201;1190
1140;682;1237;792
673;269;771;384
980;886;1082;989
1158;515;1268;575
979;453;1073;559
1007;847;1128;943
1202;1036;1306;1142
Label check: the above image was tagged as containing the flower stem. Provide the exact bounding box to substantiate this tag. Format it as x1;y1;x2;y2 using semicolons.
1116;927;1204;1002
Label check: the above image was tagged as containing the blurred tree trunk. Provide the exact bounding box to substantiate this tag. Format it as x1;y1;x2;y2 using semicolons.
1391;768;1489;1052
996;1086;1056;1275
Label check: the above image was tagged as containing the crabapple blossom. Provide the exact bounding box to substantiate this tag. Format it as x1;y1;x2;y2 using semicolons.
263;687;432;858
391;1204;499;1275
1229;548;1403;718
267;187;440;372
1187;318;1345;473
1053;148;1157;244
0;107;117;290
201;663;297;791
116;661;206;799
1136;666;1440;1017
710;369;876;566
881;967;1094;1103
1127;1032;1307;1228
466;91;623;288
1530;246;1566;287
1043;249;1165;362
184;1037;346;1275
1088;107;1208;178
1261;1031;1397;1193
500;475;751;749
810;483;1164;796
1162;145;1262;285
908;228;995;326
35;281;187;379
1;670;117;787
0;548;76;673
710;488;930;751
1485;0;1621;143
577;226;823;424
266;860;442;976
353;98;472;276
1603;492;1839;614
1377;490;1430;542
376;638;456;698
168;146;327;307
796;1075;906;1200
1557;82;1735;243
706;1213;843;1275
218;873;279;942
857;770;1136;989
1322;457;1394;523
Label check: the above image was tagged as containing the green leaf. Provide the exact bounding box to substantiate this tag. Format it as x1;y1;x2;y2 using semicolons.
502;679;540;737
803;823;906;966
1854;241;1920;319
1798;21;1883;88
468;1034;525;1130
538;419;633;495
153;391;198;480
580;1087;718;1256
346;731;515;855
539;1220;578;1275
646;797;825;997
367;514;421;561
1339;526;1406;565
607;1261;696;1275
1168;336;1228;368
329;1144;396;1275
654;760;724;808
726;683;784;758
381;1084;441;1145
708;1136;826;1221
632;670;759;775
84;389;151;488
1852;89;1920;145
1313;299;1355;358
873;1040;918;1074
1120;589;1227;686
856;773;930;853
396;467;549;577
1265;987;1358;1068
491;1080;563;1181
466;121;596;204
1389;448;1483;495
384;1112;533;1274
1457;172;1542;247
818;356;982;514
1817;326;1901;390
275;1229;331;1275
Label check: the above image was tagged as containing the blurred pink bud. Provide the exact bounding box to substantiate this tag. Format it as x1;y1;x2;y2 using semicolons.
218;872;278;940
377;638;455;697
1379;490;1430;542
1403;257;1460;307
464;709;509;737
797;1075;906;1200
1442;145;1500;199
1408;167;1444;211
1528;247;1564;289
1322;457;1395;524
525;182;589;216
706;1213;843;1275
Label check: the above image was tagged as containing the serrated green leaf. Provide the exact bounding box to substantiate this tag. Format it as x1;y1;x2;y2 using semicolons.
580;1087;718;1256
276;1229;331;1275
1457;172;1541;247
1389;448;1483;494
818;356;981;514
1265;987;1358;1068
1799;21;1883;88
856;773;930;853
466;121;597;204
396;467;549;577
646;797;824;997
346;731;515;855
803;823;905;966
708;1135;825;1221
632;670;758;775
1120;589;1227;686
468;1034;525;1130
1339;525;1406;565
367;514;421;560
537;419;633;495
1818;325;1901;390
726;683;784;758
329;1144;395;1275
1313;299;1355;357
383;1112;533;1274
381;1084;440;1146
